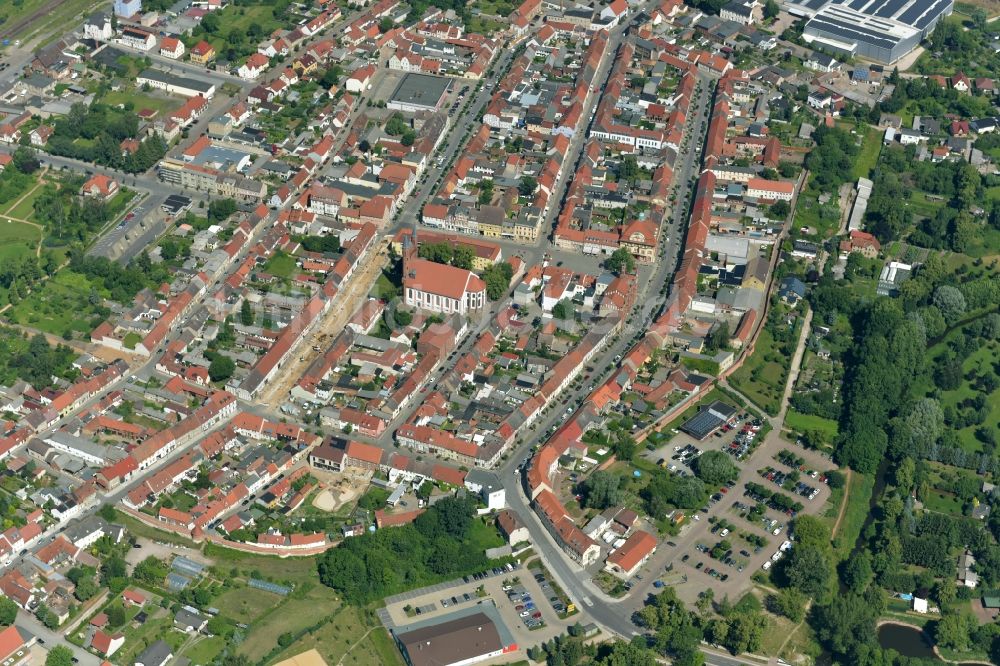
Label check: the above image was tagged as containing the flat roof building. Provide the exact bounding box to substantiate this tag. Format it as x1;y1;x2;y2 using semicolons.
394;607;516;666
789;0;954;62
388;73;450;113
680;400;738;440
137;68;217;98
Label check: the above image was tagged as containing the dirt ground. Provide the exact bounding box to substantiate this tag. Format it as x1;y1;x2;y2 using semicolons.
308;470;371;513
127;536;209;567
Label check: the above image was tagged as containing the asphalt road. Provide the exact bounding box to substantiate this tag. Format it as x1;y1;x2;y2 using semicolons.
482;51;737;659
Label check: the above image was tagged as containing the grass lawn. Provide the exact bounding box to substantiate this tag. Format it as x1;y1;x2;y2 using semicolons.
179;635;226;664
7;269;105;337
0;0;96;39
923;488;965;515
5;185;44;220
784;410;839;440
123;332;142;349
729;326;796;416
202;544;322;586
212;586;276;624
114;511;201;548
119;616;188;666
0;219;40;266
831;472;875;560
370;272;402;300
850;126;883;180
237;594;341;659
0;218;41;244
199;4;284;54
263;607;404;666
905;190;946;220
101;89;179;116
467;518;505;551
263;250;297;279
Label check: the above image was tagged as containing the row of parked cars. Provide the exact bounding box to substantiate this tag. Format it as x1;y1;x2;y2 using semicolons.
760;467;820;500
762;539;793;571
463;562;518;585
504;581;544;629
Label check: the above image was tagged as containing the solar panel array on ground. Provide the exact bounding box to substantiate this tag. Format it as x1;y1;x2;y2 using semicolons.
166;572;192;591
249;579;291;596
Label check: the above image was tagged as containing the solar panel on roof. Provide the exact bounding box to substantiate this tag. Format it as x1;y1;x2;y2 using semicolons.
680;409;725;440
914;0;950;28
875;0;909;18
808;16;899;48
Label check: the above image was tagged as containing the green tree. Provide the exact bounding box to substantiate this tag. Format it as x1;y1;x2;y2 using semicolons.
0;597;17;626
132;556;168;585
74;577;99;601
451;246;474;270
209;355;235;382
552;299;573;320
105;602;126;628
240;298;254;326
690;450;739;486
45;646;73;666
933;610;977;651
518;175;537;196
606;248;636;275
785;545;832;599
619;156;639;183
840;550;873;592
207;198;237;222
764;0;779;18
482;262;514;300
769;200;790;218
101;556;128;581
37;604;59;630
583;471;625;509
765;588;806;622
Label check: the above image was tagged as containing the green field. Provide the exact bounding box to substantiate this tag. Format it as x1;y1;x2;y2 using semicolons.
730;327;794;416
0;219;41;263
262;606;404;666
916;328;1000;453
850;126;883;180
198;4;285;55
923;488;965;515
6;269;106;337
831;472;875;560
101;89;179;117
784;410;839;440
263;250;297;279
179;635;226;665
4;185;44;221
212;586;276;624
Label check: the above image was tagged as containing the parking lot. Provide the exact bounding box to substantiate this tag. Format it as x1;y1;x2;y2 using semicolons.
626;426;836;604
382;564;572;651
